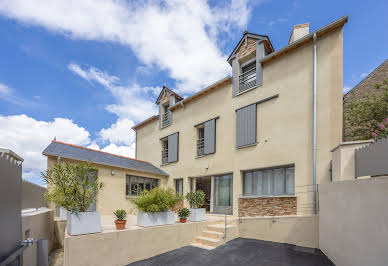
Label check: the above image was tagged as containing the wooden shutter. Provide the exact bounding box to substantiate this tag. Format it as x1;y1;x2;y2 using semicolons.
236;104;256;147
256;41;264;87
168;132;179;163
204;119;216;154
232;57;239;97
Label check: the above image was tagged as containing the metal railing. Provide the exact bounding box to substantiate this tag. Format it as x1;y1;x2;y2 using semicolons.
239;67;256;93
162;149;168;164
0;238;48;266
197;138;204;156
161;111;171;127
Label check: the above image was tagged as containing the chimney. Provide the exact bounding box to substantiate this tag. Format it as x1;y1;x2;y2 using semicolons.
288;23;309;44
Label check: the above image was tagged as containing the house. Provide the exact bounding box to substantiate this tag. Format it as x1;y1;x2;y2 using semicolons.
133;16;348;217
343;58;388;141
42;141;168;215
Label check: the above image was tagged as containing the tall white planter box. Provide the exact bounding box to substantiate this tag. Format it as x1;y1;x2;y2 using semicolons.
137;211;175;227
188;208;206;222
67;211;101;235
59;207;68;220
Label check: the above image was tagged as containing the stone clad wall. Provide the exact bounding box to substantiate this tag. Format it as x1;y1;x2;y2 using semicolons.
237;37;257;59
239;197;297;217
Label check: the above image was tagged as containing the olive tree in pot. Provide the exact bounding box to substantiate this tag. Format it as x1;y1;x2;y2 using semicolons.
186;190;206;222
134;187;182;227
178;208;190;223
113;209;127;230
42;163;103;236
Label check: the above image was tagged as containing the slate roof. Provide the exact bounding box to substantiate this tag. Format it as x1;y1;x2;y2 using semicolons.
42;141;168;176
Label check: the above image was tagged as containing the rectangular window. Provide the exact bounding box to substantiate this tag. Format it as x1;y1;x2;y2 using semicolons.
126;175;159;197
243;166;294;197
175;179;183;196
197;127;205;156
239;60;256;93
162;138;168;164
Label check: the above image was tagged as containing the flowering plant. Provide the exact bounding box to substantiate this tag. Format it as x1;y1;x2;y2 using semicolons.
371;117;388;140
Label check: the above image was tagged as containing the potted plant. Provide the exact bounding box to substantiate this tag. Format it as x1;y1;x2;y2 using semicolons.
134;187;182;227
178;208;190;223
186;190;206;222
113;209;127;230
42;162;104;236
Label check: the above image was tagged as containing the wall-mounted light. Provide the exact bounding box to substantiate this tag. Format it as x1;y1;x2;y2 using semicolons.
205;165;209;169
111;170;115;175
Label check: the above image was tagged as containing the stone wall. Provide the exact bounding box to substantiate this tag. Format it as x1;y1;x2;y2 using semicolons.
239;196;297;217
237;37;257;59
343;59;388;141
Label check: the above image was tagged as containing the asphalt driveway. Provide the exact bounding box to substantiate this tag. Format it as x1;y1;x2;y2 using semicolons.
128;238;334;266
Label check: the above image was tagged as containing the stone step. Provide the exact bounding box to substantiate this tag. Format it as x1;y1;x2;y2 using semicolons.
195;236;221;247
207;224;237;233
201;230;224;240
190;243;215;250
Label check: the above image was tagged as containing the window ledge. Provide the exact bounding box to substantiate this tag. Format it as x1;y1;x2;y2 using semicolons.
160;124;171;130
236;142;257;149
240;195;296;199
195;152;215;159
236;85;259;96
160;161;178;166
125;196;138;199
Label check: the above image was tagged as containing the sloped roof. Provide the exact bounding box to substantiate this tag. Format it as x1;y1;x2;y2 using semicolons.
42;141;168;176
155;85;184;104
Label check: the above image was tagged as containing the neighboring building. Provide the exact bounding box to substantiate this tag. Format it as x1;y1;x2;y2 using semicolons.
343;59;388;141
42;141;168;215
133;16;347;217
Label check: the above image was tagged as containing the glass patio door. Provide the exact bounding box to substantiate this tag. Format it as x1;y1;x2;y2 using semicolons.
213;174;233;215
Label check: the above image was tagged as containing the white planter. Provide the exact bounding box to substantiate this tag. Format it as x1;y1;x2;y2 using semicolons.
188;208;206;222
137;211;175;227
67;211;101;236
59;207;68;220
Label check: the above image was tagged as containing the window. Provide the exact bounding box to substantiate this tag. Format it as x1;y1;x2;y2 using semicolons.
126;175;159;197
197;127;205;156
243;166;294;197
239;60;256;93
162;138;168;164
175;179;183;196
161;132;179;164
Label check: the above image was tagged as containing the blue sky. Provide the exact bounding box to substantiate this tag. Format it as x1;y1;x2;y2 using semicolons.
0;0;387;186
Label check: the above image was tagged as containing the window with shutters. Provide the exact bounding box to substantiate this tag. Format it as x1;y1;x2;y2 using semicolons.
195;118;217;157
161;132;179;164
242;166;295;197
236;104;257;148
161;103;171;128
239;60;256;93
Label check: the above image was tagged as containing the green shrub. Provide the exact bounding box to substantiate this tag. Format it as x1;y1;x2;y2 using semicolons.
178;208;190;219
186;190;205;208
133;187;183;212
113;209;127;220
42;163;103;213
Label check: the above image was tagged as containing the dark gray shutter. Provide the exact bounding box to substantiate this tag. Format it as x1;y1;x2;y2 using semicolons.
236;104;256;147
256;41;264;87
168;132;179;163
169;93;174;107
158;104;162;129
232;56;239;97
204;119;216;154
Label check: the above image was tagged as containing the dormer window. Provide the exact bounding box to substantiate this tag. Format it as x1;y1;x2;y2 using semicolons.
155;85;184;129
239;60;256;93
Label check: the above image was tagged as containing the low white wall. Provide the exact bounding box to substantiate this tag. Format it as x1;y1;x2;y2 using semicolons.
239;215;319;248
21;208;55;266
319;177;388;266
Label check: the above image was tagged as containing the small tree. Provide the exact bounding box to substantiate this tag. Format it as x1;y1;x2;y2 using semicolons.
345;80;388;140
186;190;205;208
42;162;103;213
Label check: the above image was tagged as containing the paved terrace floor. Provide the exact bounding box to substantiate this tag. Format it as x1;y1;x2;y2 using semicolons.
127;238;334;266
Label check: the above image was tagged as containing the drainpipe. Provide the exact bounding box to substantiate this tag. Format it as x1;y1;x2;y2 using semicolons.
312;33;317;215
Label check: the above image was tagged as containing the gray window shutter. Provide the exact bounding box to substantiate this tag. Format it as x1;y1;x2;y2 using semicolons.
168;133;179;163
236;104;256;147
169;93;174;107
204;119;216;154
256;41;264;87
158;104;162;129
232;56;239;97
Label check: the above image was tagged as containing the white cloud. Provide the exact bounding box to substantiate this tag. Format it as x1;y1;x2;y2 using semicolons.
0;114;91;184
0;0;253;93
360;72;368;79
68;63;159;122
101;143;135;158
343;86;352;93
99;118;135;146
0;83;11;94
0;82;33;106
